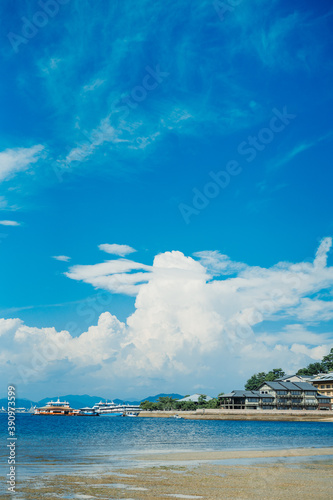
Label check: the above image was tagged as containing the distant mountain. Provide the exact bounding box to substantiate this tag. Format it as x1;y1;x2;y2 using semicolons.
139;393;184;402
0;393;185;410
35;393;184;407
113;398;140;405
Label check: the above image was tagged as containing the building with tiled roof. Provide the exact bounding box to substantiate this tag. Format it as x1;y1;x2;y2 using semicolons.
220;380;331;411
309;372;333;409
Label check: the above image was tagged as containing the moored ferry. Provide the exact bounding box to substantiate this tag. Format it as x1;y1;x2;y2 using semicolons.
34;399;77;416
120;403;141;414
92;400;123;416
92;400;141;416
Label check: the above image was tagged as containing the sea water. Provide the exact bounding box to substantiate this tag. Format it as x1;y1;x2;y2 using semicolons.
0;414;332;477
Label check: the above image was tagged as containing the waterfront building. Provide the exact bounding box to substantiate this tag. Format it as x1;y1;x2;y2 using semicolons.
317;394;332;410
258;381;319;410
309;372;333;409
220;381;331;410
219;390;273;410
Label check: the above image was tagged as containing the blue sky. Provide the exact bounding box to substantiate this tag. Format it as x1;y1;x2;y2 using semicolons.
0;0;333;400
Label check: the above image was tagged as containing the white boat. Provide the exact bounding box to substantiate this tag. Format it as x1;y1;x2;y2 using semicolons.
120;403;141;414
92;400;141;416
92;401;124;416
34;399;76;416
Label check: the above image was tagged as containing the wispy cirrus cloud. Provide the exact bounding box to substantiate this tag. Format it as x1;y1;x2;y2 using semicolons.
249;12;302;69
82;78;106;93
30;2;276;175
0;196;18;212
0;145;45;182
224;3;325;72
1;0;331;189
1;0;327;190
269;131;333;170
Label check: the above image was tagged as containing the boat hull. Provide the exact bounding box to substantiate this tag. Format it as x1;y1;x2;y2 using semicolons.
97;412;123;417
76;413;99;416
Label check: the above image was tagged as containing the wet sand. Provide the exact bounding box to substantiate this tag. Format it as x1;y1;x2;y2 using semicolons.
7;447;333;499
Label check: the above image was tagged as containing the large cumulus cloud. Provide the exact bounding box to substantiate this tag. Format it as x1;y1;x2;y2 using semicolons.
1;239;333;398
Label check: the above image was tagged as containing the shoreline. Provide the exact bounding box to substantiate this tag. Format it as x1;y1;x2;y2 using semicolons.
136;446;333;462
139;408;333;422
9;447;333;499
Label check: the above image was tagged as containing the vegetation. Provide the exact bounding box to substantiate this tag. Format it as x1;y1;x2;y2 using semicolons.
245;368;285;391
322;348;333;372
140;349;333;411
245;348;333;390
296;348;333;376
296;362;323;377
140;395;219;411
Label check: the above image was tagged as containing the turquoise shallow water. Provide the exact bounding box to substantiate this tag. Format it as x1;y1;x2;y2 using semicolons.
0;414;332;478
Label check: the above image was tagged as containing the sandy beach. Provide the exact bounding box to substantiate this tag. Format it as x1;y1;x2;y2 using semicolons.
139;409;333;422
9;447;333;499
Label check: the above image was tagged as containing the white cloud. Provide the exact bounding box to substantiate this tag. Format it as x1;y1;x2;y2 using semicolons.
63;117;129;166
0;220;20;226
257;324;332;347
1;238;333;398
290;298;333;322
290;343;329;361
314;237;332;268
0;196;18;212
99;243;137;256
193;250;247;276
0;145;45;182
52;255;71;262
269;132;333;170
66;258;151;296
83;78;105;93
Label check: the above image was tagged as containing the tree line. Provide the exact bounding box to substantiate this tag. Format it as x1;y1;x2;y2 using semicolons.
140;395;221;411
245;348;333;391
140;349;333;409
